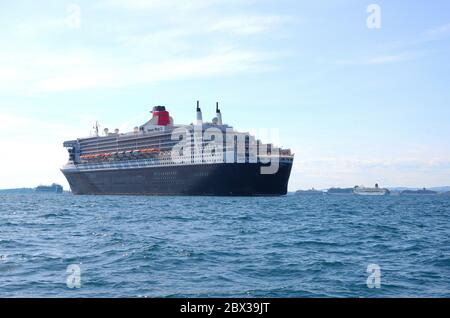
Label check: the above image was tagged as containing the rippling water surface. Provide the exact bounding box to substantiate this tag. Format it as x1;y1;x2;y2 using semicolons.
0;193;449;297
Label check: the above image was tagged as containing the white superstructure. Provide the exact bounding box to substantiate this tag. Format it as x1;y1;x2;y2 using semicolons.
353;184;389;196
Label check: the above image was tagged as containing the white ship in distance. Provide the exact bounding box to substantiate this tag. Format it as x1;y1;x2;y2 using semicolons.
353;184;389;196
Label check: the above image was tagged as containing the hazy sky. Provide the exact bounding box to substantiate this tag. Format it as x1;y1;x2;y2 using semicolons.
0;0;449;190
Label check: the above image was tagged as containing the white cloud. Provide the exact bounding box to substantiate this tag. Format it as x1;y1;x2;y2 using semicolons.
211;15;286;35
33;64;119;92
0;113;89;141
102;0;244;11
0;66;29;88
0;48;277;93
61;51;266;92
102;0;168;10
0;0;288;94
335;21;450;67
425;23;450;38
365;54;414;65
0;113;93;189
336;53;417;66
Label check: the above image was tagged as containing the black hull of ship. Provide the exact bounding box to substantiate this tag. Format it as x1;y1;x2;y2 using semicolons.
62;162;293;196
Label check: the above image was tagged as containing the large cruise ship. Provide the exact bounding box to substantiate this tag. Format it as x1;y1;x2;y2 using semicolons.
61;102;294;195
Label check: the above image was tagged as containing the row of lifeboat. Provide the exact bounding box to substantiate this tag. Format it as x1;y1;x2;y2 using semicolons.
80;148;160;160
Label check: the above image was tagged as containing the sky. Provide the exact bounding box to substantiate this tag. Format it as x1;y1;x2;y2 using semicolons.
0;0;449;190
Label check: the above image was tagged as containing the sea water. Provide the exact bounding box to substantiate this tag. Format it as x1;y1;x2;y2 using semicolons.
0;193;449;297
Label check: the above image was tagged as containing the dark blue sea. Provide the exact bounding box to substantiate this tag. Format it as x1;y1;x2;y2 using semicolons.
0;193;449;297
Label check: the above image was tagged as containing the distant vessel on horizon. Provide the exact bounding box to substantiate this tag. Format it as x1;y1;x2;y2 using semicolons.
353;184;389;196
326;187;354;195
326;184;390;196
400;188;437;196
295;188;324;195
35;183;63;194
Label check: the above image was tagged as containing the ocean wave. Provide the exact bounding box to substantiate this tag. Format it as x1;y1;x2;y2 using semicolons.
1;194;449;297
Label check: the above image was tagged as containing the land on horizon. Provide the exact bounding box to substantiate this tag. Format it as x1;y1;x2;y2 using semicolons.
2;185;450;194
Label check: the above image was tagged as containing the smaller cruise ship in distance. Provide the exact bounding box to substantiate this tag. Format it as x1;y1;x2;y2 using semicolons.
35;183;64;194
295;188;324;195
400;188;437;196
326;187;354;195
353;184;389;196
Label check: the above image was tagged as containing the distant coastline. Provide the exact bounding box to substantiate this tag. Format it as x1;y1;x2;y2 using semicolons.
0;188;35;194
1;185;449;196
0;184;68;194
294;186;450;196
